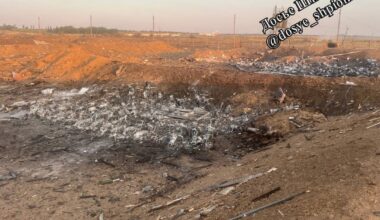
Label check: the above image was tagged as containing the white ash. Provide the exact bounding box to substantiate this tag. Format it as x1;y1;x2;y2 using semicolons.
29;85;252;151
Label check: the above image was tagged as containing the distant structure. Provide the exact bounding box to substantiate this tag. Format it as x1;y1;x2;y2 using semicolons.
272;6;288;34
233;14;237;48
153;16;155;32
199;32;218;37
336;8;342;44
90;15;93;37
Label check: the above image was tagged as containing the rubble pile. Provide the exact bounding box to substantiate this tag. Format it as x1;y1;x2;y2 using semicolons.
28;85;253;152
234;57;380;77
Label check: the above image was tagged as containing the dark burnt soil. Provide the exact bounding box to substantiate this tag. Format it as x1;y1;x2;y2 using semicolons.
1;105;379;220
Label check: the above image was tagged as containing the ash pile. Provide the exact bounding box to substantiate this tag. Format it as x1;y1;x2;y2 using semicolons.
27;85;253;152
234;56;380;77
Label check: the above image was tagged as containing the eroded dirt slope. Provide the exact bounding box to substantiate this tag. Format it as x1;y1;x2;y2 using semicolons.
0;32;180;81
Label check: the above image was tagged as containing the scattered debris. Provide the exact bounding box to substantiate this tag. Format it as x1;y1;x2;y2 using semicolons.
11;110;29;119
210;168;277;190
11;101;29;108
0;110;29;121
344;81;357;86
96;158;116;168
79;195;97;199
149;195;190;212
53;87;90;98
195;205;218;218
247;127;260;133
41;88;54;95
142;185;155;193
367;122;380;129
273;88;286;104
191;163;213;171
53;184;69;193
99;213;104;220
251;187;281;203
320;51;362;58
289;120;302;128
234;57;380;77
304;134;315;141
98;179;113;185
170;208;190;219
229;190;309;220
26;177;50;182
125;202;150;212
0;113;11;121
369;117;380;123
277;209;285;217
29;85;254;152
219;186;236;196
0;171;17;181
163;173;179;182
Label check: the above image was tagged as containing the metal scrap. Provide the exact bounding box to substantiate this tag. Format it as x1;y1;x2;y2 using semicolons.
251;187;281;203
148;195;190;212
234;57;380;77
229;190;309;220
367;122;380;129
209;168;277;191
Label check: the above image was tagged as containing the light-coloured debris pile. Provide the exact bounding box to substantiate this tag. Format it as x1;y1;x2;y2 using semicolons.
29;85;252;151
234;57;380;77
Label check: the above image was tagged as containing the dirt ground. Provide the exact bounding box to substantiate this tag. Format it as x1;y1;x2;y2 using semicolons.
0;32;380;220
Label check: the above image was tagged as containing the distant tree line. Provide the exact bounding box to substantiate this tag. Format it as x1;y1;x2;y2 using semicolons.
0;24;119;34
0;24;18;30
46;26;119;34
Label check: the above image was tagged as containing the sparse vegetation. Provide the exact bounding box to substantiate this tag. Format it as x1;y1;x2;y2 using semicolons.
327;41;338;48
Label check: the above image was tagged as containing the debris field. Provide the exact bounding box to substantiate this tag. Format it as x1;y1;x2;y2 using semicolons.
0;33;380;220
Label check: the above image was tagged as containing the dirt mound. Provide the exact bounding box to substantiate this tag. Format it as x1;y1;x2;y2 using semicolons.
193;49;242;62
0;33;180;82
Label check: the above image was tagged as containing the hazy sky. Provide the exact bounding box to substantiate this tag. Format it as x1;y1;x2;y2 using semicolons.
0;0;378;36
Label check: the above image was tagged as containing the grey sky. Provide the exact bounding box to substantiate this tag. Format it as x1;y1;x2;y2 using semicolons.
0;0;377;36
